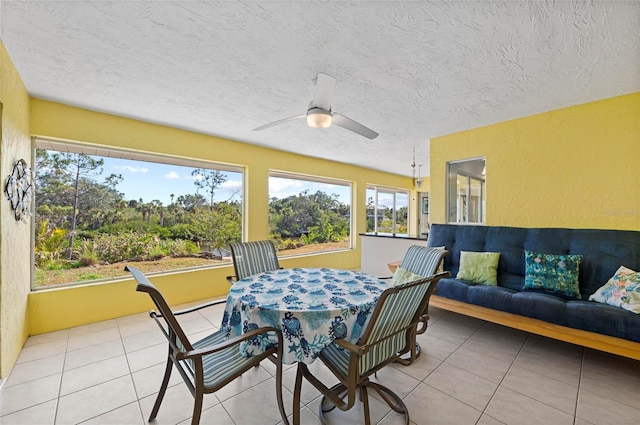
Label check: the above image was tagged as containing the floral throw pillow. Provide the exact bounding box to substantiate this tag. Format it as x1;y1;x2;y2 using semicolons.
589;266;640;314
523;251;582;299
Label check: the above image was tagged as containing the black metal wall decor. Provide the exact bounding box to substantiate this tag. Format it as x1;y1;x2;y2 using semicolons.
4;159;33;222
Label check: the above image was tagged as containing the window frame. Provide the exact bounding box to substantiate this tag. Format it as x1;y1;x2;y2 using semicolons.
32;137;245;290
366;185;410;236
268;170;354;256
446;157;486;224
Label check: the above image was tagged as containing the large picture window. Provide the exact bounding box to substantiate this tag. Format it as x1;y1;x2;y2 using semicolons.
268;173;352;256
33;139;243;288
366;186;409;236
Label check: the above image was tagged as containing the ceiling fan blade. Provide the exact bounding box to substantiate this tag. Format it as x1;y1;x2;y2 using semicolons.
312;73;336;111
332;113;379;139
253;114;305;131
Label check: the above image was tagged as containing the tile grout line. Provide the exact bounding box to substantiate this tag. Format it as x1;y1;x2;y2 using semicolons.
417;317;490;420
117;317;148;425
477;330;531;423
52;328;71;425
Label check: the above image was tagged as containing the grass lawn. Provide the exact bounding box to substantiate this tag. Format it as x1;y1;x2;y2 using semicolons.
34;241;350;287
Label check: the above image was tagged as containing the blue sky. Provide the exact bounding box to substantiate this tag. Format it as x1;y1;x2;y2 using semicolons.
102;157;353;205
104;158;242;205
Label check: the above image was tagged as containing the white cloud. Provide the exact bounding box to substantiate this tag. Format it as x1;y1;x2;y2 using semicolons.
114;165;149;173
268;177;304;193
220;180;242;190
164;171;180;180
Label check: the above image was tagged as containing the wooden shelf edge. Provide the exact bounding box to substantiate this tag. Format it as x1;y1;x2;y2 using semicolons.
430;295;640;361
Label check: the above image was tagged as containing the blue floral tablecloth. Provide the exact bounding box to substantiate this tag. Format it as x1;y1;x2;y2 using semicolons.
221;267;388;364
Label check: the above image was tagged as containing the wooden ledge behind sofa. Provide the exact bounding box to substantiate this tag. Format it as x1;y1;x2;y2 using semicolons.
429;295;640;361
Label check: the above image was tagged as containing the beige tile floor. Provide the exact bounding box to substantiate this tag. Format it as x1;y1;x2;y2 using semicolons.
2;300;640;425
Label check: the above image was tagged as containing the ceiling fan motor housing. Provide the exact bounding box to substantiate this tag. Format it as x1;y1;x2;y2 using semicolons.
306;107;333;128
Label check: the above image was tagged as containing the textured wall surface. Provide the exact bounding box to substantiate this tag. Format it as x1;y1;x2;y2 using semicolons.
430;92;640;231
0;42;31;378
3;1;640;177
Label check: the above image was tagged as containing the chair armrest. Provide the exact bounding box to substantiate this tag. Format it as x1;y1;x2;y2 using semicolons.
178;326;281;360
163;299;226;317
150;298;227;319
333;338;366;356
226;275;237;285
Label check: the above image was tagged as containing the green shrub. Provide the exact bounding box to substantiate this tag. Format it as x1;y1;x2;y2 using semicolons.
79;233;201;264
163;239;199;257
274;238;303;250
92;232;155;263
35;225;68;267
45;260;81;270
76;238;99;266
77;272;102;281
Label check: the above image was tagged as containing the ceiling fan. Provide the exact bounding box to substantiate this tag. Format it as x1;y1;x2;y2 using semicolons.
253;73;379;139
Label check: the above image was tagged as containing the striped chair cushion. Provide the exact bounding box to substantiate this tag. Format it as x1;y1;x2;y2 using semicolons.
185;330;258;388
319;279;433;376
230;240;280;280
401;245;446;277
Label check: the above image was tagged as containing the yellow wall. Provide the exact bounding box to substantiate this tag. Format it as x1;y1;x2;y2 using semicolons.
0;42;32;377
430;93;640;230
28;99;413;335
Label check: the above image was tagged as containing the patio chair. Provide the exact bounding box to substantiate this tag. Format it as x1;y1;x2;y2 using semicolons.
389;245;449;365
293;272;449;425
226;240;281;284
126;266;289;425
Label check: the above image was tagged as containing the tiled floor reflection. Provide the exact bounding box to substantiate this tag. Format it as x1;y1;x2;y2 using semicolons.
2;301;640;425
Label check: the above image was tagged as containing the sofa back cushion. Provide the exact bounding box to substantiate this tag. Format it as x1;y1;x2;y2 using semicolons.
427;224;640;299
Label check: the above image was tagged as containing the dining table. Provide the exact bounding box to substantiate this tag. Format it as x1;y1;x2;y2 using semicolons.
220;267;388;364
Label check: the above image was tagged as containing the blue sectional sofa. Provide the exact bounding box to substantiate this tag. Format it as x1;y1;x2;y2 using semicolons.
426;224;640;359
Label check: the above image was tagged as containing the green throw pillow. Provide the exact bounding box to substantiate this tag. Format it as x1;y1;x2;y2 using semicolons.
523;251;582;299
456;251;500;285
391;266;424;287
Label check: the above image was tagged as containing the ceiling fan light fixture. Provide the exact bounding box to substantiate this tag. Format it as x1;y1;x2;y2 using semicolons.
306;108;332;129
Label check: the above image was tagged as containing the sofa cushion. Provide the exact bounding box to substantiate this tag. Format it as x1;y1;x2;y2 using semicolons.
523;251;582;299
466;285;515;312
456;251;500;285
589;266;640;313
433;278;474;303
510;292;569;326
566;301;640;343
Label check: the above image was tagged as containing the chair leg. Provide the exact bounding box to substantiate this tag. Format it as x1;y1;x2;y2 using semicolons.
369;382;410;424
293;363;304;425
395;341;422;365
149;354;173;421
361;384;371;425
395;326;422;366
275;357;289;425
190;388;204;425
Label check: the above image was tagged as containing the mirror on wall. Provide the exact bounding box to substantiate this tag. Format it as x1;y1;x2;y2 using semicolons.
447;158;486;223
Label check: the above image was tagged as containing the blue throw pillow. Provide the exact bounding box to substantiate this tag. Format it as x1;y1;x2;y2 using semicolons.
523;251;582;299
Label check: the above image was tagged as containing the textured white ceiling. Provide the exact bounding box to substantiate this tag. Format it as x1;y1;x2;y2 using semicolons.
2;1;639;177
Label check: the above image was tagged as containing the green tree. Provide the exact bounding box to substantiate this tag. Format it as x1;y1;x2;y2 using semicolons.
176;193;207;212
187;201;241;249
269;190;349;243
191;168;226;208
35;150;123;259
